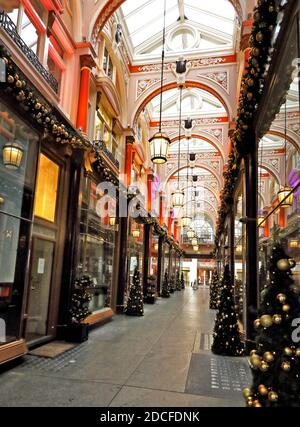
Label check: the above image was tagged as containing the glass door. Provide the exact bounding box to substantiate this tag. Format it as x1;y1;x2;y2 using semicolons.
24;237;55;342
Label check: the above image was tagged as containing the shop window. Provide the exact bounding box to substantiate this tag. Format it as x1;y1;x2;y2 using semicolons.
0;101;39;343
77;176;117;312
34;154;59;223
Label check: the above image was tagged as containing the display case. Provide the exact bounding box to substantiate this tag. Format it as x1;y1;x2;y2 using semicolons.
125;218;144;304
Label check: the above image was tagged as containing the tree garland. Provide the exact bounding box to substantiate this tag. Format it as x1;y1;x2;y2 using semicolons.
214;0;280;254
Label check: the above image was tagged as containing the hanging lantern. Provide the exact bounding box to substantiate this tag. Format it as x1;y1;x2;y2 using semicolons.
109;216;117;227
257;212;265;228
236;245;242;253
132;228;140;238
2;141;24;169
149;132;170;164
187;229;195;239
277;187;294;208
154;243;159;251
191;238;198;246
171;188;184;208
181;216;192;228
115;24;122;45
289;239;298;249
193;245;199;252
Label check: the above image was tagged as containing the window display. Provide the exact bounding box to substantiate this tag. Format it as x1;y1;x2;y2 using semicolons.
77;175;116;312
0;101;39;343
126;219;144;304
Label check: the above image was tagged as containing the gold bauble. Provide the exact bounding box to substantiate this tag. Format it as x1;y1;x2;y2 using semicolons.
247;92;253;101
260;361;269;372
284;347;293;357
288;259;296;269
282;304;290;312
277;259;290;271
254;319;261;329
268;391;278;402
258;384;268;396
256;31;264;42
254;402;262;407
260;315;273;328
250;354;261;368
295;348;300;357
277;293;286;303
272;314;282;324
250;350;257;356
7;75;14;83
246;397;254;407
263;352;274;363
281;361;291;372
243;388;252;399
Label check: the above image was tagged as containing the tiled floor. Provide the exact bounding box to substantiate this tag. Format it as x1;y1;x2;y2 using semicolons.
0;288;248;407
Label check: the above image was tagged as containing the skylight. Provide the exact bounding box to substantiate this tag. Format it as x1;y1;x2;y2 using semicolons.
118;0;236;61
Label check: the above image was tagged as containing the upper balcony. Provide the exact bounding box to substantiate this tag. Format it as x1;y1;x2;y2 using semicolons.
93;140;120;173
0;11;58;94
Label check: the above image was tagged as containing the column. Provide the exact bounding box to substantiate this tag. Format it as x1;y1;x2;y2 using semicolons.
168;209;174;236
125;135;134;186
279;208;285;228
159;192;165;227
147;171;154;213
245;129;258;351
174;221;179;241
264;217;270;238
76;55;95;134
143;223;150;296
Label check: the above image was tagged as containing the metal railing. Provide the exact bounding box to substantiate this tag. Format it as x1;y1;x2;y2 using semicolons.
0;11;58;93
93;140;120;170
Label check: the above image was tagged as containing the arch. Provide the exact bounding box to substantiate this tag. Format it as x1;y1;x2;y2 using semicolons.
267;129;300;155
170;133;225;162
183;198;218;215
180;183;220;204
97;76;122;117
259;163;280;186
165;163;222;188
90;0;243;42
132;80;232;127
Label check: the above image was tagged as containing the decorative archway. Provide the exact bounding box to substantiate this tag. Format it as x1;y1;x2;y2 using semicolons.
170;133;226;162
267;129;300;155
90;0;243;42
132;80;232;127
165;164;222;189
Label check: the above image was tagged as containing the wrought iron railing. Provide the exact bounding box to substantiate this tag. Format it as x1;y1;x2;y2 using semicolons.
93;140;120;170
0;11;58;93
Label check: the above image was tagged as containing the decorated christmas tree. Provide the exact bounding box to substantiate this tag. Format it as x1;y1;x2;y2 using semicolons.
209;269;220;309
243;244;300;407
169;274;175;293
161;270;170;298
181;272;185;290
176;271;181;291
126;266;144;316
69;275;93;323
211;265;244;356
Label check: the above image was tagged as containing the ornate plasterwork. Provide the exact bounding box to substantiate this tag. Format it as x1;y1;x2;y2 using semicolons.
199;72;228;91
201;127;223;142
137;79;160;99
160;118;227;128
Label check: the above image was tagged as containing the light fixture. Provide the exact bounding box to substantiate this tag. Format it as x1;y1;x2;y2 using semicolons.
2;141;23;169
277;187;294;208
154;243;159;251
109;216;117;227
181;216;191;228
191;238;198;246
172;83;184;208
236;244;242;253
289;239;298;248
277;101;294;208
132;228;140;238
148;0;170;164
187;229;195;239
184;118;193;139
193;245;199;252
175;57;187;87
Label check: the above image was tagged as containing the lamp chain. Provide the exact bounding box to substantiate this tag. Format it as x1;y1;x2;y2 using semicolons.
159;0;167;133
177;86;183;189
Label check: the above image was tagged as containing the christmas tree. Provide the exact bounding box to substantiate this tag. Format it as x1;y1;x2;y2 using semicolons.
181;272;185;290
209;269;220;309
69;275;93;323
211;265;244;356
169;274;176;293
146;275;156;304
243;244;300;407
161;270;170;298
176;271;181;291
126;266;144;316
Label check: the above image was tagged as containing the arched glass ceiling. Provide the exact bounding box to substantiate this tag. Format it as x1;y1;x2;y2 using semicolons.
149;88;225;119
169;138;218;153
118;0;236;60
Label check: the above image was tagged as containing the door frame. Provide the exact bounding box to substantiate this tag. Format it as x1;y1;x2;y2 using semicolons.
21;143;71;346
